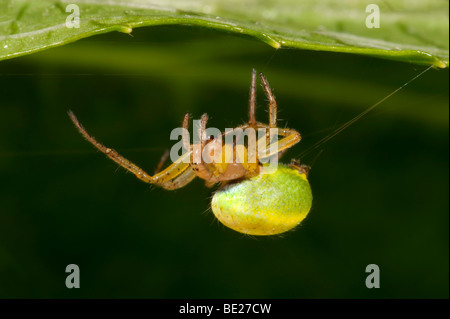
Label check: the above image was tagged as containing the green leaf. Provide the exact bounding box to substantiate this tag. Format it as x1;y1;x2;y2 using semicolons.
0;0;448;68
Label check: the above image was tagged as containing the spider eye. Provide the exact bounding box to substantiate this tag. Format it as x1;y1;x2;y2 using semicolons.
211;164;312;236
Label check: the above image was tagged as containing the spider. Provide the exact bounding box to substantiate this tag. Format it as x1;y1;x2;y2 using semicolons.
69;70;312;236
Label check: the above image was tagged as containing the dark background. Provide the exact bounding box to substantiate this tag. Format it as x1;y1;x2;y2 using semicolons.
0;26;448;298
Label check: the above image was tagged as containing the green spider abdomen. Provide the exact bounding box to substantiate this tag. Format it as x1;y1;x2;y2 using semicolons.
211;164;313;236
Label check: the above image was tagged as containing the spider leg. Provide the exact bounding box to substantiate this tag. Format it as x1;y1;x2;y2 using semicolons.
289;158;310;177
248;69;257;126
154;149;170;174
259;73;277;128
182;113;191;152
254;74;299;161
160;166;197;190
257;126;301;160
68;110;194;189
191;113;214;180
198;113;209;148
277;149;288;160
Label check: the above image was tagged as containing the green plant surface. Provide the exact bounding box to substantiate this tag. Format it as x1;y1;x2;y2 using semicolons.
0;0;448;67
21;39;449;127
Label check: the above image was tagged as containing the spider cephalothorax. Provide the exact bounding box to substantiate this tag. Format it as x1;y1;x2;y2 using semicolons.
69;70;312;236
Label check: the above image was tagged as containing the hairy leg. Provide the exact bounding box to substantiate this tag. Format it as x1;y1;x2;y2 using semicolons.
259;73;277;128
160;166;197;190
182;113;191;152
69;110;194;189
191;113;214;180
248;69;257;126
258;127;301;160
154;149;170;174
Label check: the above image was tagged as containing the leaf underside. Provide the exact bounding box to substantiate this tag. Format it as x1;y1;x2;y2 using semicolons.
0;0;448;68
